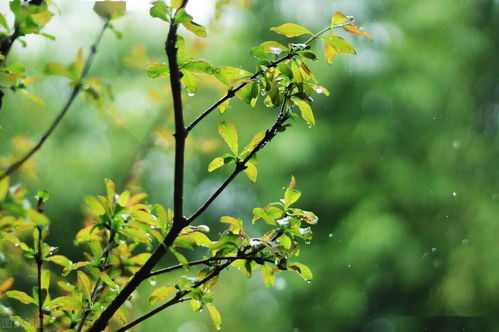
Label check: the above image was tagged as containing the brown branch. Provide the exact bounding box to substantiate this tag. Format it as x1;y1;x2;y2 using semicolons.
86;1;191;329
0;19;110;181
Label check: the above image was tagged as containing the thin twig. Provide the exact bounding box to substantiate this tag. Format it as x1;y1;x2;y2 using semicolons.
35;197;45;332
117;232;283;332
187;89;292;224
184;21;349;133
148;255;274;278
0;19;110;181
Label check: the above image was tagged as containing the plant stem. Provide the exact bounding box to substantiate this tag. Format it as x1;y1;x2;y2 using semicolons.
0;19;110;181
187;90;291;224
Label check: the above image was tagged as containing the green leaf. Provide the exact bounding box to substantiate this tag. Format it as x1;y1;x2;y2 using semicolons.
252;208;277;225
289;262;313;281
208;157;225;172
321;34;356;55
35;189;50;203
93;1;126;20
213;66;252;86
174;8;192;24
0;176;9;201
6;290;36;304
270;23;312;37
47;255;72;268
27;209;49;227
77;270;93;300
181;60;213;74
284;176;301;208
241;131;265;156
218;121;239;155
331;11;350;26
147;62;170;78
50;296;82;311
291;97;315;126
261;264;275;287
218;98;230;114
180;69;198;95
0;14;9;32
243;162;257;183
220;216;243;234
104;178;115;204
206;303;222;330
149;286;176;304
171;0;183;8
44;63;72;79
10;316;35;332
182;21;207;37
150;1;170;22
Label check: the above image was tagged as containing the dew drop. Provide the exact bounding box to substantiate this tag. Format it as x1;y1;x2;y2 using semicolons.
328;233;334;238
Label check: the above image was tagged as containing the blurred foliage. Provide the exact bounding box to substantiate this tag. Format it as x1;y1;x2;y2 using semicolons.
0;0;498;331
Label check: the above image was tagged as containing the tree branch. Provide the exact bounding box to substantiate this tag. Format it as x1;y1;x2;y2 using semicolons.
0;19;110;181
187;90;291;224
117;232;282;332
86;1;191;329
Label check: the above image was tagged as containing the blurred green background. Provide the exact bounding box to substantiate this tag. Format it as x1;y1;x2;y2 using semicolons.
1;0;498;331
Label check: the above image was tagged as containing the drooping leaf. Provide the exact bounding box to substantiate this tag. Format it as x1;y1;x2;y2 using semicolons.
174;8;192;24
261;264;275;287
243;162;257;183
218;121;238;155
206;303;222;330
291;97;315;126
50;296;82;311
270;23;312;37
344;23;372;39
289;262;313;281
241;131;265;156
213;66;252;86
321;34;356;55
182;21;207;37
181;60;213;74
208;157;225;172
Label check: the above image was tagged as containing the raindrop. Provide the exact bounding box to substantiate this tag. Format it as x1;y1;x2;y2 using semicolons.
328;233;334;238
269;47;282;55
452;192;457;197
431;247;437;253
315;88;324;94
462;239;469;245
187;92;195;97
150;225;156;230
149;280;157;286
305;241;311;245
347;264;351;268
492;194;498;201
452;140;461;149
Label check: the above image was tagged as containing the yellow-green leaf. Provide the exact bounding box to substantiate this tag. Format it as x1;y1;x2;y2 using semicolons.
182;21;207;37
93;1;126;20
261;264;275;287
147;62;170;78
291;97;315;127
331;11;350;26
243;162;257;183
270;23;312;37
241;131;265;156
149;286;176;304
321;34;356;55
344;23;372;39
289;262;313;281
6;290;36;304
206;303;222;330
77;271;92;300
208;157;225;172
50;296;82;311
218;121;238;155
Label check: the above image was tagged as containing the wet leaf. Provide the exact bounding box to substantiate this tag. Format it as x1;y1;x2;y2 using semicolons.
149;286;176;304
218;121;239;155
270;23;312;37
